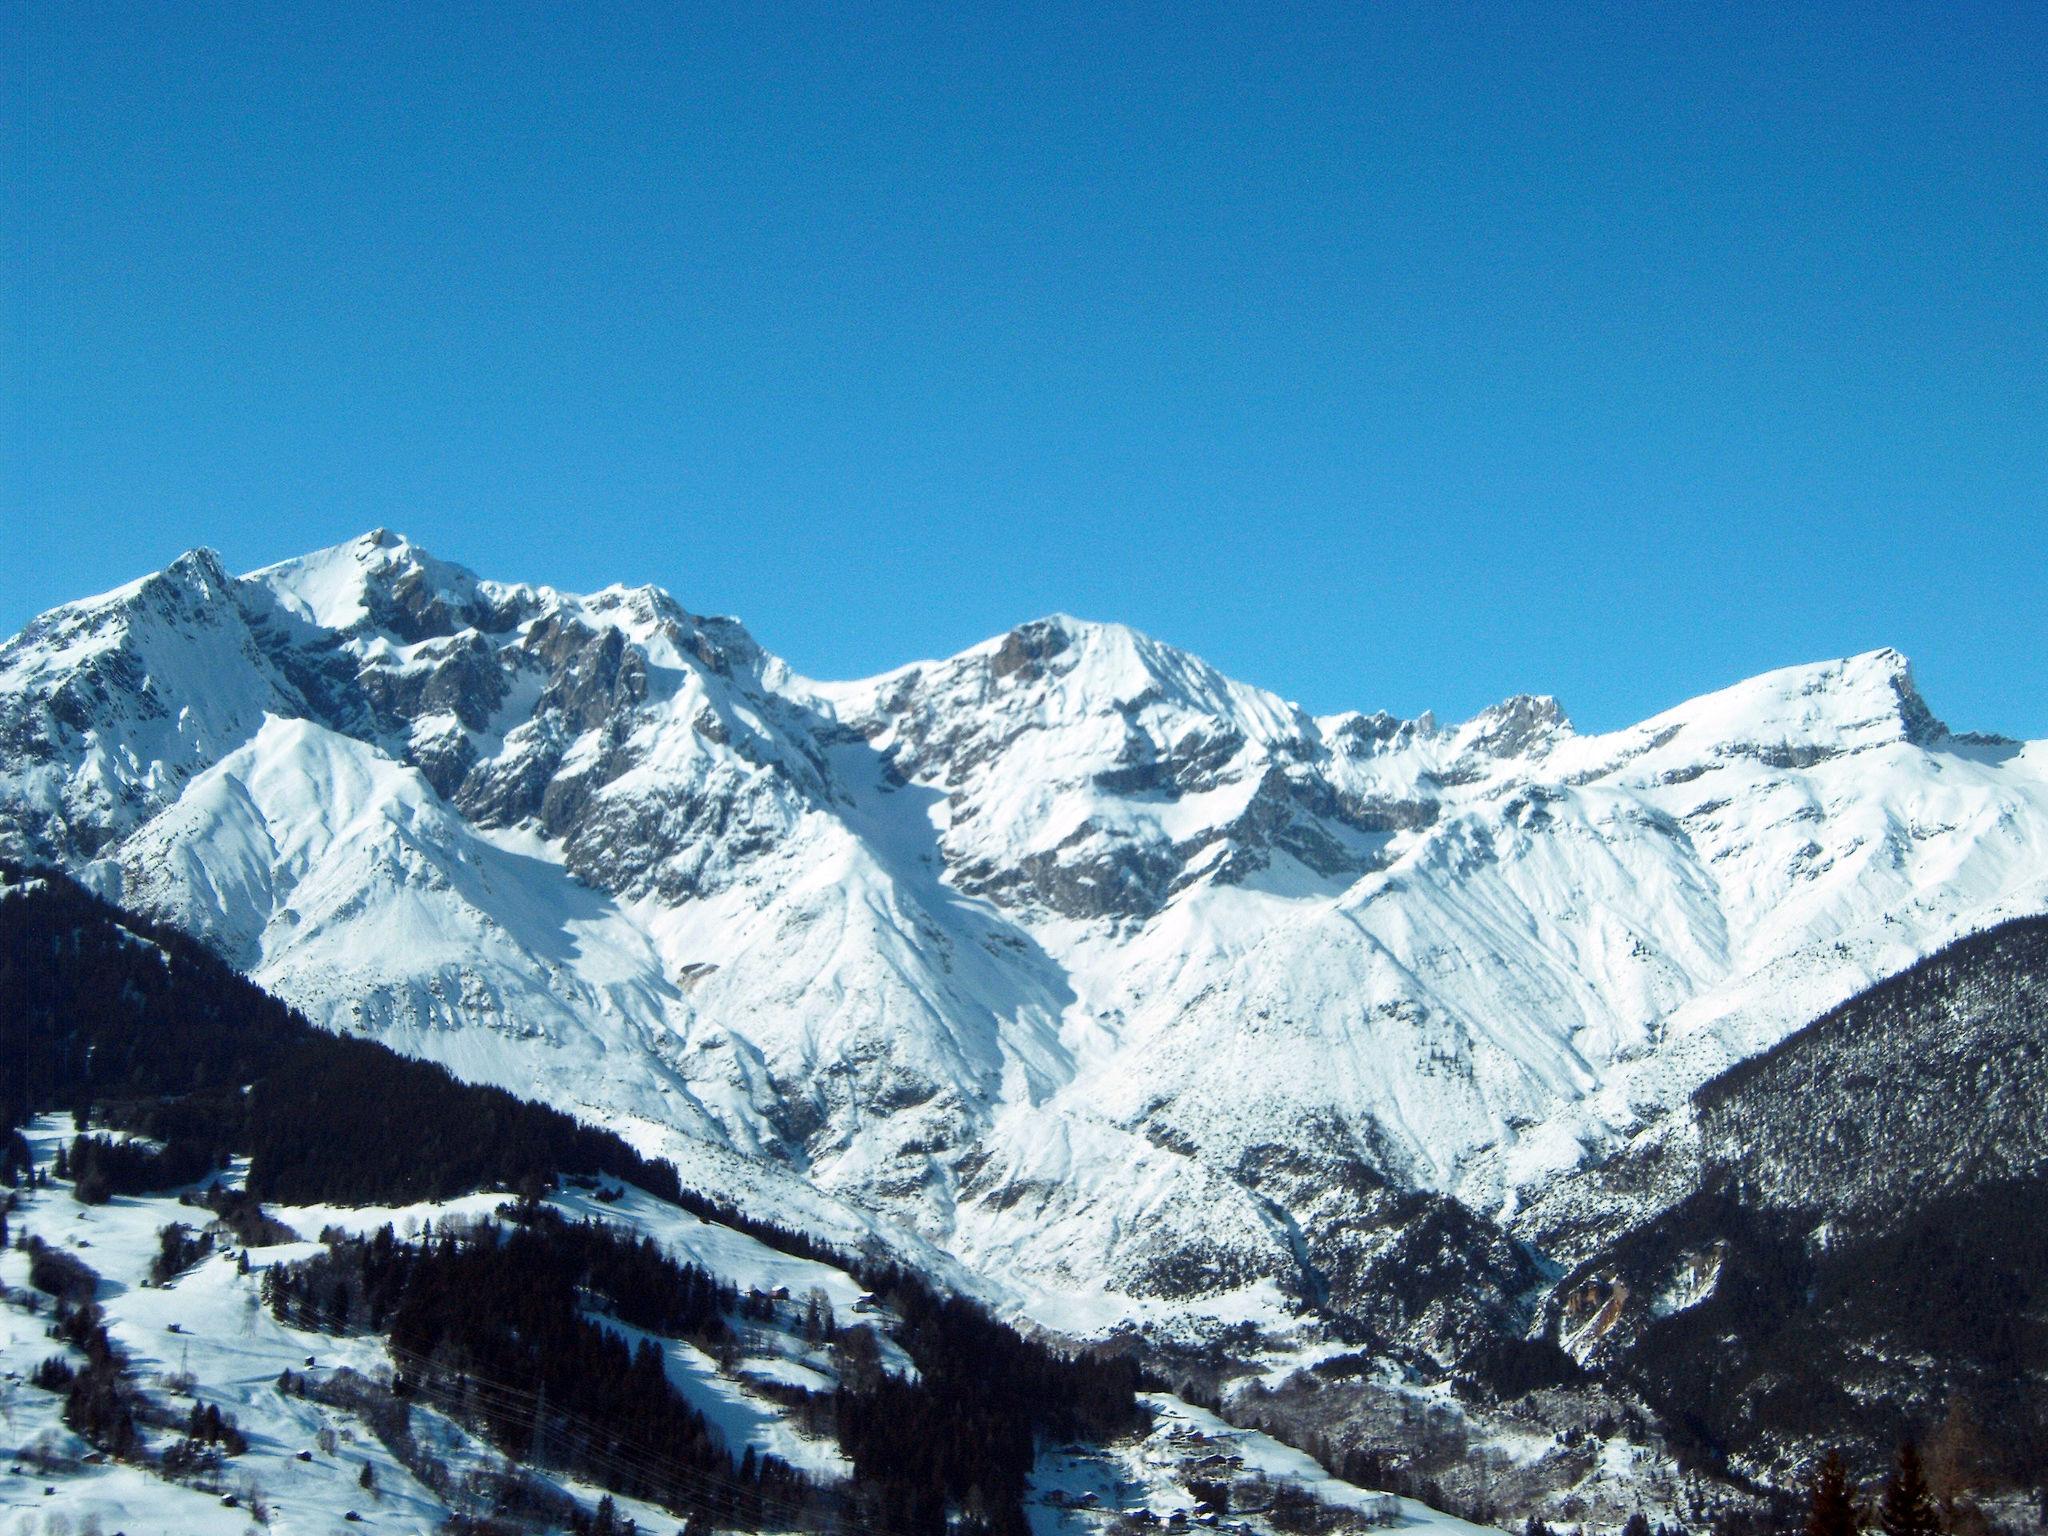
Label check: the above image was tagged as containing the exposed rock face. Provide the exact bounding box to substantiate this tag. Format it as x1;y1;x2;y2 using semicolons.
3;531;2046;1389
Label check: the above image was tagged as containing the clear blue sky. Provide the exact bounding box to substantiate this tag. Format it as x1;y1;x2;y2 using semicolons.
9;2;2045;734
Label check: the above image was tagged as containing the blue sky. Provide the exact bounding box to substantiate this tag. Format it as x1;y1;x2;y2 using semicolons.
10;2;2044;733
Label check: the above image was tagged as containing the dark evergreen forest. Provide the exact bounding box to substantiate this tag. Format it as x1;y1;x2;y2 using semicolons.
1;865;1143;1533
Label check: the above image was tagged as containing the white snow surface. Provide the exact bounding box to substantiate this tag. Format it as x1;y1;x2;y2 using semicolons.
5;532;2047;1333
1027;1392;1496;1536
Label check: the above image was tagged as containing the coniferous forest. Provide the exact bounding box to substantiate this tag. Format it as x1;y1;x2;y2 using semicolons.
1;862;698;1205
270;1206;1141;1536
1;865;1142;1533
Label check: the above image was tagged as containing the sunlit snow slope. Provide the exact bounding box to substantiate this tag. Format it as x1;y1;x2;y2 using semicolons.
4;532;2044;1332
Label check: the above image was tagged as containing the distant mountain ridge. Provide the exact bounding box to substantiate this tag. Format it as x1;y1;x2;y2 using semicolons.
4;530;2045;1356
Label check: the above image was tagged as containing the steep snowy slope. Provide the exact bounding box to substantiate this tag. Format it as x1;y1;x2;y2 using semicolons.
4;532;2045;1345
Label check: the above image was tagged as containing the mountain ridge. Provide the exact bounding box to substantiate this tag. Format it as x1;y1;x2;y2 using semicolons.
4;531;2045;1356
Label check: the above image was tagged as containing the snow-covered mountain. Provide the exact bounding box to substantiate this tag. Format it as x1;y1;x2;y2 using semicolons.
5;531;2046;1342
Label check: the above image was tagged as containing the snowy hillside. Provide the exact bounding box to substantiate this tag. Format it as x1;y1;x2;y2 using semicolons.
0;1115;854;1534
3;1113;1497;1536
4;531;2046;1343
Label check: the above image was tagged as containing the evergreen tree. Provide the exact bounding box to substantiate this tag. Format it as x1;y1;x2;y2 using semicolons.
1880;1441;1938;1536
1807;1450;1857;1536
1624;1515;1653;1536
1924;1397;1992;1503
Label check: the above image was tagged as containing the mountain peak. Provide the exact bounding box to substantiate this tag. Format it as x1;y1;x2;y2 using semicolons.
1551;648;1953;784
1713;646;1947;747
987;613;1150;679
1461;693;1572;758
164;546;234;588
250;530;534;641
972;614;1316;749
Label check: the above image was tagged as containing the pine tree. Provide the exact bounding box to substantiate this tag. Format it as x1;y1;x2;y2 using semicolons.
1881;1441;1938;1536
1808;1450;1857;1536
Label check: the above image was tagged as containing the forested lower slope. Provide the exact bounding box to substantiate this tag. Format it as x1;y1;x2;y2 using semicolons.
0;864;1142;1534
1547;917;2048;1486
